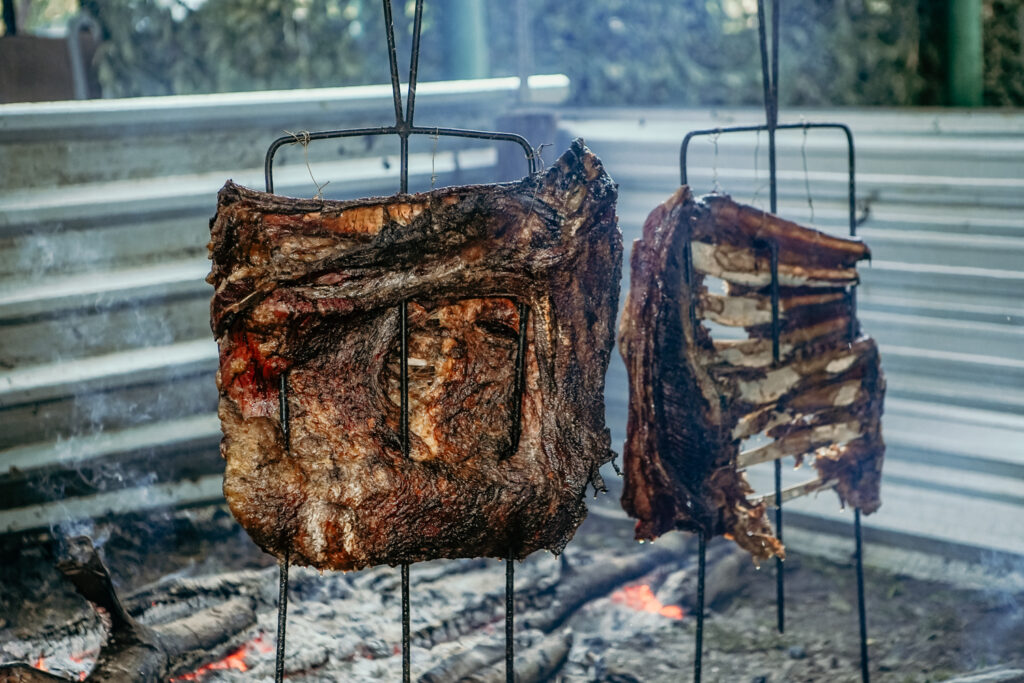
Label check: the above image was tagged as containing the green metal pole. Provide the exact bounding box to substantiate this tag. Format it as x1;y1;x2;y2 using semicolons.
441;0;489;80
947;0;983;106
2;0;16;36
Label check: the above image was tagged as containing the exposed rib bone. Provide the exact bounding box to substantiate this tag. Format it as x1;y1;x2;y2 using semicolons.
732;379;868;440
737;421;863;468
699;291;846;327
691;241;859;288
710;317;850;368
734;340;870;406
752;478;839;507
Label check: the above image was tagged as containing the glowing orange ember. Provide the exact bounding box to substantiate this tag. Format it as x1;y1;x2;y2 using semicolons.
611;584;684;620
34;655;47;671
171;634;273;681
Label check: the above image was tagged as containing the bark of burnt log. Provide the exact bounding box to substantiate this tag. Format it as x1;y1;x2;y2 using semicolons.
0;538;256;683
461;629;573;683
519;535;688;634
0;665;70;682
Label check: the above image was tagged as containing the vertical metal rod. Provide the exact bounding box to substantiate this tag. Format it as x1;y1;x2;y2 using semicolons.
846;130;857;239
381;0;405;128
279;374;290;451
402;562;411;683
503;303;529;458
769;243;780;363
400;135;410;194
771;0;780;127
694;534;706;683
505;550;515;683
275;374;291;683
682;215;698;333
516;0;534;102
855;509;870;682
846;127;859;342
757;0;779;215
770;259;783;628
275;551;290;683
774;458;784;633
400;295;411;682
769;239;783;635
400;300;409;454
759;0;785;635
405;0;425;127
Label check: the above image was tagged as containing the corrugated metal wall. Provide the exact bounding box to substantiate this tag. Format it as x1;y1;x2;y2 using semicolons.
2;94;1021;558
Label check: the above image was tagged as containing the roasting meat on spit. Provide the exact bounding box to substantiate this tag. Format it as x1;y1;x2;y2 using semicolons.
619;187;885;561
208;140;622;571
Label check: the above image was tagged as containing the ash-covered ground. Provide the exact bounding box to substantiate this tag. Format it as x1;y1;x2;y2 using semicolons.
1;502;1022;682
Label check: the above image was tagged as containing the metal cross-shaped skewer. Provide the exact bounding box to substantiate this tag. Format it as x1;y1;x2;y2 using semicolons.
679;0;870;681
262;1;538;681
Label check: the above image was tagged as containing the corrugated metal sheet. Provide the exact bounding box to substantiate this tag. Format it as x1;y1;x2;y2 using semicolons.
1;96;1021;560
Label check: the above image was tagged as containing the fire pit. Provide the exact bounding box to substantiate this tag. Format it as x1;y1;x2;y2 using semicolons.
2;501;1022;682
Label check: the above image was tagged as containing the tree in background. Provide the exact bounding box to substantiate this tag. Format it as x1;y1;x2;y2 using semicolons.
484;0;924;107
984;0;1024;105
79;0;385;97
14;0;1024;106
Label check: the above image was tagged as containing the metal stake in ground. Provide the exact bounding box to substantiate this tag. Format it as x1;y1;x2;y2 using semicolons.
855;509;870;681
506;549;515;683
275;550;289;683
260;0;540;678
401;296;411;682
679;0;870;671
694;533;707;683
767;239;784;633
754;0;787;634
275;375;291;683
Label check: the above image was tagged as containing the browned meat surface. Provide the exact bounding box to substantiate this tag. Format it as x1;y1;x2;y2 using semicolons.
619;187;885;561
208;141;622;571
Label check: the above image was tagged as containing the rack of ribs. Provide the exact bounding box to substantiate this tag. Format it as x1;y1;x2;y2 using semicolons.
208;141;622;571
619;187;885;561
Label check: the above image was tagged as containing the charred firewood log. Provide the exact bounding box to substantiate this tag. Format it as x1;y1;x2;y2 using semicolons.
0;537;256;683
619;188;885;561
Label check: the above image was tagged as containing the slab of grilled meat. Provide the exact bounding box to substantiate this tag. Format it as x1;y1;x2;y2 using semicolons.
619;187;885;561
208;141;622;571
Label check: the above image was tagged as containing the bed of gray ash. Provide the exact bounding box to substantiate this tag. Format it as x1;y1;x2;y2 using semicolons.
1;502;1022;682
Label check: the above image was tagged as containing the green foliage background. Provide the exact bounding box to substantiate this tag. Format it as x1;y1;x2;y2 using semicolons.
72;0;1024;106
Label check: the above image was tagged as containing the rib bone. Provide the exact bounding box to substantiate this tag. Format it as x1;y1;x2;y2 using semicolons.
752;478;839;507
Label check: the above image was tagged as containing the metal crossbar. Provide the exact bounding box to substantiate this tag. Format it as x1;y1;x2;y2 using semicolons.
679;1;870;681
262;1;538;681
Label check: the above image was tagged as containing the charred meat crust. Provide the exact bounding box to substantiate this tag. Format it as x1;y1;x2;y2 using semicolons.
619;187;885;561
208;140;623;571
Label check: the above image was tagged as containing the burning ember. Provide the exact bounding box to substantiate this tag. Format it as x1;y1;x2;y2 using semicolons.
171;634;273;681
611;584;684;620
30;654;88;681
